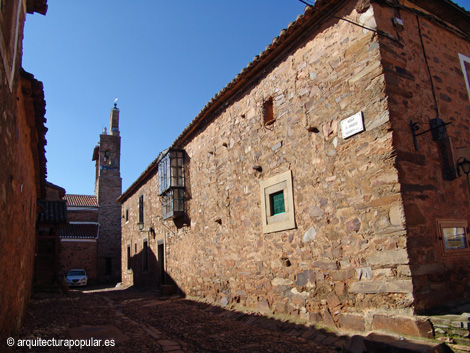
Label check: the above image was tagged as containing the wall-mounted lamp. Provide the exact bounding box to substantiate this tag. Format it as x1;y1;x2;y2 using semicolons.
138;222;144;231
457;157;470;207
457;157;470;177
148;226;155;238
410;117;452;151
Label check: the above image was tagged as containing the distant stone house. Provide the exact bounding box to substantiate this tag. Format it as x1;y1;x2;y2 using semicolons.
119;0;470;336
35;182;67;288
60;194;99;283
0;0;49;343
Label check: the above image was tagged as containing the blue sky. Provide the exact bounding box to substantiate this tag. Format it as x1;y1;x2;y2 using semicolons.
23;0;470;196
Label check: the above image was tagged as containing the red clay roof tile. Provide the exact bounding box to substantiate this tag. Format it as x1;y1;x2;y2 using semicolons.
63;194;98;207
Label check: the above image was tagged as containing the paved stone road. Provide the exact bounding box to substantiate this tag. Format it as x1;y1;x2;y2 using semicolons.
14;285;344;352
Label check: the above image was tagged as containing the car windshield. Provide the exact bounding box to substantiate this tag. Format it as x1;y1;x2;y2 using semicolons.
68;270;85;276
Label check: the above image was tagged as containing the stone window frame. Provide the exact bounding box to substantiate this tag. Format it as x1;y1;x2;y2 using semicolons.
260;170;296;233
437;219;470;257
459;53;470;102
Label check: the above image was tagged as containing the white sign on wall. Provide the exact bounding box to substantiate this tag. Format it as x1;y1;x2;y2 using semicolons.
341;111;364;139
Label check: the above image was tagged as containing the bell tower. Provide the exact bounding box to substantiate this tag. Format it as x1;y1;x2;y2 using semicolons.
92;103;122;282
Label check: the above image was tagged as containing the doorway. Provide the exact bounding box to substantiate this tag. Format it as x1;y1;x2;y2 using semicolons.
158;242;165;286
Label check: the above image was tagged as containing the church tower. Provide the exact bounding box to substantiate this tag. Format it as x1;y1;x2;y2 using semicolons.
92;103;122;282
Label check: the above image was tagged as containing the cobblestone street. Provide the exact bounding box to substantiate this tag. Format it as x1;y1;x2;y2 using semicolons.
14;285;343;352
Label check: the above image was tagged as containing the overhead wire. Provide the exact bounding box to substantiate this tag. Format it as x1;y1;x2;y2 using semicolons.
297;0;399;42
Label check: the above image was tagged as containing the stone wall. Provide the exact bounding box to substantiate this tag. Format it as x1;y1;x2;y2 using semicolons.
122;0;409;330
164;2;407;331
67;209;98;222
374;2;470;312
59;208;98;281
121;169;165;288
121;0;470;334
0;2;42;342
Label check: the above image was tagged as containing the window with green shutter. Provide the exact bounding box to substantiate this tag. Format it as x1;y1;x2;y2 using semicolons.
270;190;285;215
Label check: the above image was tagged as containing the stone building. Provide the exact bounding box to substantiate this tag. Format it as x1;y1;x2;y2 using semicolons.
59;105;122;283
36;182;67;289
0;0;49;343
119;0;470;336
59;194;99;283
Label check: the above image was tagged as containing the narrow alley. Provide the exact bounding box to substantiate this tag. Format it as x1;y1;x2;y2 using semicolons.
15;286;342;352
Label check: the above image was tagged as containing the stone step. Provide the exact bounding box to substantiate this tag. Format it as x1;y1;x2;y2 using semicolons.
430;314;470;341
346;333;453;353
451;337;470;347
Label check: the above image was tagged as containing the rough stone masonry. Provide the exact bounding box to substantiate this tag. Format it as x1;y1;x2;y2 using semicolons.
120;0;470;337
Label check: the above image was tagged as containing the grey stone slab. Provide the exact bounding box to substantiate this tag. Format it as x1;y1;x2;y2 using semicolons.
68;325;130;343
349;280;413;294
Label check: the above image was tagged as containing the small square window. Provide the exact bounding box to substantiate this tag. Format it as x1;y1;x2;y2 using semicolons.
270;191;285;215
260;170;296;233
437;219;470;256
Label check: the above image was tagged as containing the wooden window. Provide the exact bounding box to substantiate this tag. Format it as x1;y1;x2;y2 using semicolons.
158;153;170;194
158;150;184;195
138;195;144;224
0;0;15;51
162;188;184;220
0;0;22;91
270;190;285;215
459;53;470;102
158;149;185;219
437;219;470;256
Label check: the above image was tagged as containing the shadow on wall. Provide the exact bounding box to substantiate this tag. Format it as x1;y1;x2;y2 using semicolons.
127;243;185;297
